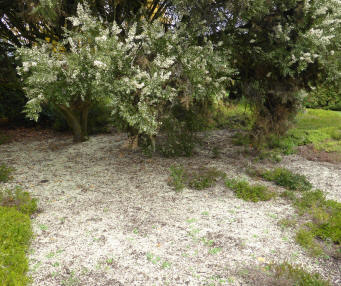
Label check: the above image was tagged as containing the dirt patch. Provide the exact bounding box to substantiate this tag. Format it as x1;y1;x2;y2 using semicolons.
297;145;341;164
1;130;340;285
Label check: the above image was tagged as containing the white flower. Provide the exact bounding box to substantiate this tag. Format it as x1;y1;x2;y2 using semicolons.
93;60;106;68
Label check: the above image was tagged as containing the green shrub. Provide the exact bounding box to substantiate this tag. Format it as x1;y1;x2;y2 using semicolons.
0;206;32;285
168;166;225;191
0;164;14;183
304;85;341;111
159;117;198;158
295;228;323;257
261;168;312;192
225;178;275;202
188;168;226;190
169;165;186;192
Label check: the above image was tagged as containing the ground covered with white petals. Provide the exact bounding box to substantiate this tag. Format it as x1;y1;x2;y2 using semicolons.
1;130;340;286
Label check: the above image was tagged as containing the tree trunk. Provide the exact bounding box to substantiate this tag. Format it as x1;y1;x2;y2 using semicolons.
57;104;88;143
80;104;90;140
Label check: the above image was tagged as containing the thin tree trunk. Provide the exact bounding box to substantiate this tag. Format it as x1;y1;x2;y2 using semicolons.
80;104;90;140
57;104;85;142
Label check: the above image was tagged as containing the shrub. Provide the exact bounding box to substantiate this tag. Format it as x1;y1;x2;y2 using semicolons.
225;178;275;202
168;166;225;191
0;164;14;182
305;86;341;111
169;165;186;192
0;206;32;285
0;187;38;216
295;228;323;257
261;168;312;192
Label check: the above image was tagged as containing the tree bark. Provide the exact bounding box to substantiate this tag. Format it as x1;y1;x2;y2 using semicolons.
57;104;88;142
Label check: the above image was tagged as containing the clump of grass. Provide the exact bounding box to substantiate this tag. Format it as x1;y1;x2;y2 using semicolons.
0;163;14;182
261;168;312;192
278;218;297;229
242;262;330;286
0;187;38;216
168;165;225;191
293;190;341;257
169;165;186;192
0;133;11;145
0;207;33;285
225;178;275;202
295;228;323;257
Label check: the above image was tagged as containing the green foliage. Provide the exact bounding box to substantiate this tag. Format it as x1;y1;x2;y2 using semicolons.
169;165;186;192
0;133;11;145
0;164;14;183
269;262;330;286
286;109;341;153
168;165;225;191
295;228;323;257
225;178;275;202
188;168;226;190
0;206;32;286
305;86;341;111
0;187;38;216
261;168;312;192
159;117;198;158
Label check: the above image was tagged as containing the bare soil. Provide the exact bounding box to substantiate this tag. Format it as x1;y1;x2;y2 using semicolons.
1;129;340;286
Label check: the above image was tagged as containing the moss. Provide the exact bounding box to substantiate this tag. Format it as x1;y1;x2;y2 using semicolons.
0;206;32;286
225;178;275;202
261;168;312;192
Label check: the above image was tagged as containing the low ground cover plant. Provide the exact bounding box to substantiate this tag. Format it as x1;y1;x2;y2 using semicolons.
168;165;225;192
0;163;14;182
244;262;330;286
0;187;38;216
258;168;312;192
225;178;275;202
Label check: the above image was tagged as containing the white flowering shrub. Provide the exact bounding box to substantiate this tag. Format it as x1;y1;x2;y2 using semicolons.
228;0;341;137
16;4;233;142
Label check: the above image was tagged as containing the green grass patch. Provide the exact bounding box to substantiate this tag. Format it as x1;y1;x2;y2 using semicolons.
0;187;37;285
260;168;312;192
225;178;275;202
0;164;14;183
286;109;341;153
0;187;38;216
168;165;225;191
0;207;33;285
242;262;330;286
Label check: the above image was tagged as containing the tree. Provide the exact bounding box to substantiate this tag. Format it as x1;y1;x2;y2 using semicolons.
16;4;233;143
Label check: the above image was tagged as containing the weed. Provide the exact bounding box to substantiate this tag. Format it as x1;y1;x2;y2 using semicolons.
0;206;32;285
188;168;226;190
242;262;330;286
278;218;297;229
225;178;275;202
0;163;14;182
168;166;225;191
208;247;222;255
169;165;186;192
0;133;10;145
0;187;38;216
295;228;323;257
261;168;312;191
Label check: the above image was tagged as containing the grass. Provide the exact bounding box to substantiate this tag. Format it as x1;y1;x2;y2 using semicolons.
242;262;330;286
287;109;341;153
0;207;33;285
0;187;37;285
260;168;312;192
168;165;225;191
0;164;14;182
225;178;275;202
